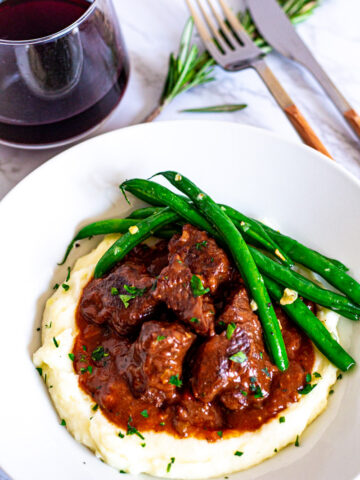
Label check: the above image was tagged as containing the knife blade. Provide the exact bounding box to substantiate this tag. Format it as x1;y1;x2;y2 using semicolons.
245;0;360;140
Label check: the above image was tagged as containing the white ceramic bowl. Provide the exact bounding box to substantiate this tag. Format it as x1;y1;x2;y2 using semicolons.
0;121;359;480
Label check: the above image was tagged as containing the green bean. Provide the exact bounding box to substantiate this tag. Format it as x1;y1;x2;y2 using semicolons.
94;208;179;278
59;217;178;265
127;206;164;219
157;170;289;371
120;178;222;241
250;247;360;321
260;225;360;305
264;276;355;371
59;219;139;265
121;180;292;266
220;204;293;267
256;221;349;273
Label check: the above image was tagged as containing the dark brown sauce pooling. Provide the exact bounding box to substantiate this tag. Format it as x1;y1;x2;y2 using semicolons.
73;225;315;442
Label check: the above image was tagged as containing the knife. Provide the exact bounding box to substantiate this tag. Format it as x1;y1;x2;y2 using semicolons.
245;0;360;140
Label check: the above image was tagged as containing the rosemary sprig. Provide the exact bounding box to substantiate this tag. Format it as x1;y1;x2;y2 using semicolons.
143;0;320;122
180;104;247;113
143;19;215;122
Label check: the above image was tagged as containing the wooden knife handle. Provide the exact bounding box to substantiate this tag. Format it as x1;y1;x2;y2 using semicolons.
285;104;333;159
344;109;360;138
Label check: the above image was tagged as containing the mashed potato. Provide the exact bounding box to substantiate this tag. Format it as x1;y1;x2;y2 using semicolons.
33;234;338;479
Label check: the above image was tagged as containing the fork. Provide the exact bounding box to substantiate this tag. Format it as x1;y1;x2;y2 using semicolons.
185;0;332;159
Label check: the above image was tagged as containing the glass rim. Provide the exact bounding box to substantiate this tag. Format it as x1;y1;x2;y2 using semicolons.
0;0;98;46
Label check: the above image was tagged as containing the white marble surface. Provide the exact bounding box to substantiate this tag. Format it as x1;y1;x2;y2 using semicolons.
0;0;360;202
0;1;359;479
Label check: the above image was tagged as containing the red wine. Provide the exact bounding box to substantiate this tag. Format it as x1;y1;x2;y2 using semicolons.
0;0;129;146
0;0;91;41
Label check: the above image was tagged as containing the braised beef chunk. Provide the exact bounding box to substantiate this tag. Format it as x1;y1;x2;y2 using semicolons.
79;261;158;336
173;392;223;437
121;321;195;407
191;327;251;403
191;334;230;402
127;241;169;276
218;283;257;326
169;224;232;293
191;285;276;409
152;254;215;336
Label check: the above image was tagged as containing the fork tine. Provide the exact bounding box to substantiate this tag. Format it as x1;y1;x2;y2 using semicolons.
205;0;237;47
184;0;223;59
217;0;253;46
195;0;230;52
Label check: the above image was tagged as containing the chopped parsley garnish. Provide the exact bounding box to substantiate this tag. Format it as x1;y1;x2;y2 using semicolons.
313;372;322;378
119;470;126;473
62;283;70;291
87;366;93;374
66;267;71;282
259;352;263;359
151;279;158;291
140;410;149;418
254;385;263;398
80;354;86;362
53;337;59;348
274;448;278;453
226;322;236;340
234;451;243;457
36;327;40;331
124;284;147;297
195;240;208;250
169;374;183;387
190;275;210;297
305;373;312;383
126;416;145;440
141;443;146;448
160;421;166;426
91;346;109;362
217;431;223;438
53;283;59;290
120;294;133;308
166;457;175;473
262;367;270;378
111;287;119;295
92;404;99;411
240;390;247;396
190;317;200;324
45;321;52;329
80;367;87;374
61;419;66;426
229;351;247;364
82;345;87;351
36;367;42;376
337;373;343;380
118;432;125;438
157;335;166;341
250;376;257;383
279;416;285;423
329;389;334;395
298;383;317;395
295;435;300;447
218;320;225;327
68;353;75;361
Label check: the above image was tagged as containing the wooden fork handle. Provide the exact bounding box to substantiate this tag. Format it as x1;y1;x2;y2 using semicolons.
285;104;332;159
253;60;333;159
344;109;360;138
